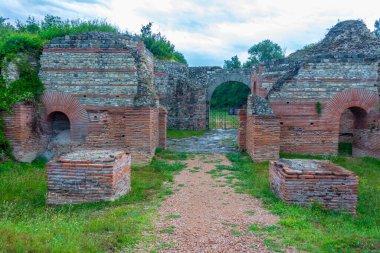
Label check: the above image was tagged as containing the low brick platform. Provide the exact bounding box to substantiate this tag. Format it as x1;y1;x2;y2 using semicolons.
47;150;131;205
270;159;358;214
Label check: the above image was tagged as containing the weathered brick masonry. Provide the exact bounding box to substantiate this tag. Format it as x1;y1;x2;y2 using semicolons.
47;150;131;205
3;104;46;162
154;61;252;129
270;159;358;214
37;32;162;163
239;20;380;160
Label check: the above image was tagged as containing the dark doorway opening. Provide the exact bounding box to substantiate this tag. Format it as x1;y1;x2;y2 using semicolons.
209;81;250;129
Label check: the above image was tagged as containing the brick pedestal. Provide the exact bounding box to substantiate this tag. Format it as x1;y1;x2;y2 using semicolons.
47;150;131;205
247;115;280;162
270;159;358;215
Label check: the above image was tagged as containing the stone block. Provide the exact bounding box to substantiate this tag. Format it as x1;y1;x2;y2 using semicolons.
47;150;131;205
270;159;358;215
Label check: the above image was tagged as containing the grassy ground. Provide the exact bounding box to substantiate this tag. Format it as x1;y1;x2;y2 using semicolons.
209;110;238;129
167;129;208;139
0;150;187;253
222;152;380;253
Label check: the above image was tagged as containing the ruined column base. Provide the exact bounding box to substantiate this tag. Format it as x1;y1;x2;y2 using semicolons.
47;150;131;205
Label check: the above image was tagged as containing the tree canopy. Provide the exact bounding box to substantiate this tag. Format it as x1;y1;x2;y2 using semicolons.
223;40;285;69
210;82;250;110
375;19;380;39
139;22;187;64
223;55;241;69
244;39;285;67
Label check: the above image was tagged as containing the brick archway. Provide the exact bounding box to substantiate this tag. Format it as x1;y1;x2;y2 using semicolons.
323;88;379;120
41;92;89;142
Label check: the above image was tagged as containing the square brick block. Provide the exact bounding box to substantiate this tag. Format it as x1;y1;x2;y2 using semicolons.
270;159;358;215
47;150;131;205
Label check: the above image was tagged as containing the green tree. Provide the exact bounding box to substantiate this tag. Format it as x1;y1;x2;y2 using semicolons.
243;39;284;67
211;82;250;110
223;55;241;69
375;19;380;39
139;22;187;64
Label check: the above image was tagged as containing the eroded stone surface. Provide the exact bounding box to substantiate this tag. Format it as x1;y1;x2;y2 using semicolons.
167;129;238;153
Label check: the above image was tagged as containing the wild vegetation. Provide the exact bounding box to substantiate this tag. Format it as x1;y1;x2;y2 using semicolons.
0;149;187;252
220;152;380;253
167;129;209;139
224;39;285;69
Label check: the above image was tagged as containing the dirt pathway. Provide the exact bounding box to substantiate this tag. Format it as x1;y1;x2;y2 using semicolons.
148;154;287;253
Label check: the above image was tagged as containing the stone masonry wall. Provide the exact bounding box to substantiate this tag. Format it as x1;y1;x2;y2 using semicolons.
38;32;160;162
255;20;380;156
3;103;46;162
159;107;167;148
154;61;253;130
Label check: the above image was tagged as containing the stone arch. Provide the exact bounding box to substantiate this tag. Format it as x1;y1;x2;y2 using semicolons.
206;71;253;103
323;88;379;155
323;88;379;120
41;91;89;143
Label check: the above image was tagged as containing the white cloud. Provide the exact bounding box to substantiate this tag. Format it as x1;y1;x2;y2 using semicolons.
1;0;380;66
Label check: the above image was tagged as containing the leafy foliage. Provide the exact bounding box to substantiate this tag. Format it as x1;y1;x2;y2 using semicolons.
139;22;187;64
223;55;241;69
375;19;380;39
244;39;285;67
211;81;250;109
223;40;285;68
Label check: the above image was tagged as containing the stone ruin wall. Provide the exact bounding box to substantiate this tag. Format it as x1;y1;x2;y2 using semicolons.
4;32;165;163
249;21;380;158
154;62;253;130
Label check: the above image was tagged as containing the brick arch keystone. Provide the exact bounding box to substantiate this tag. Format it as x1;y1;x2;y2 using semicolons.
322;88;379;120
41;91;89;142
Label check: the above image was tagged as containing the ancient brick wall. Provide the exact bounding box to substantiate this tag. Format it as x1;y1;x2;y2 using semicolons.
237;109;247;151
246;115;280;162
339;109;355;143
154;61;253;130
159;107;167;148
352;128;380;158
270;159;358;215
38;32;160;162
256;20;380;157
240;95;280;162
3;103;46;162
47;150;131;205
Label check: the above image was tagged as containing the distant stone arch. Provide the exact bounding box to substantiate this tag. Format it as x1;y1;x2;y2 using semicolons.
206;69;253;103
41;91;89;143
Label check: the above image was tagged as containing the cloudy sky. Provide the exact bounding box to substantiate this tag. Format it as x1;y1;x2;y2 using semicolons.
1;0;379;66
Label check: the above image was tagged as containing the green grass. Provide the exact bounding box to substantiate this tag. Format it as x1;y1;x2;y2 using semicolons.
0;150;187;252
209;110;238;129
226;152;380;253
167;129;208;139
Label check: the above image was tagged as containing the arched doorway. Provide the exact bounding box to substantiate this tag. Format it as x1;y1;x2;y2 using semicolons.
339;107;368;156
209;81;250;129
48;112;71;136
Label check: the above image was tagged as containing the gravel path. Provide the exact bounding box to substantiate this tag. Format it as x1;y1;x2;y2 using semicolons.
148;154;288;253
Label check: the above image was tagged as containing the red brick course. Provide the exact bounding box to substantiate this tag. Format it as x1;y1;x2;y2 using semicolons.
159;108;167;148
270;159;358;215
3;103;46;162
47;150;131;205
